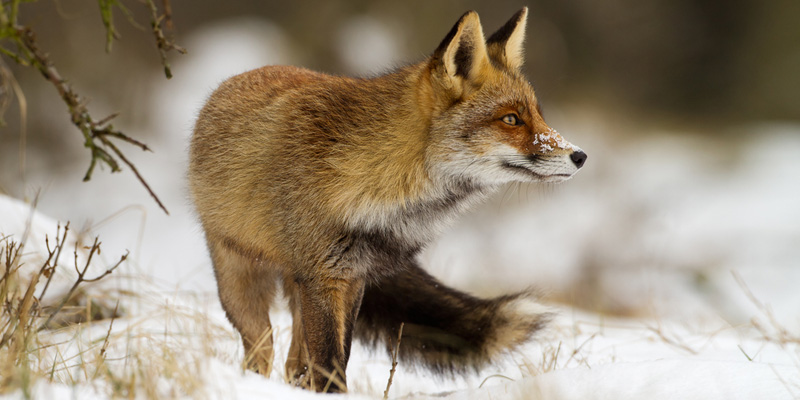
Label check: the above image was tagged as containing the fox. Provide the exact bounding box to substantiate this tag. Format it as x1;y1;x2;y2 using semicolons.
189;7;586;393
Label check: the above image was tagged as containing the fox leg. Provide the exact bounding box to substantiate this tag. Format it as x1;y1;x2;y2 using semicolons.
208;237;277;376
285;275;365;393
283;279;308;382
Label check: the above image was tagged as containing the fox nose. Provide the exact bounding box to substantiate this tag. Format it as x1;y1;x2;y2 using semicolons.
570;150;587;168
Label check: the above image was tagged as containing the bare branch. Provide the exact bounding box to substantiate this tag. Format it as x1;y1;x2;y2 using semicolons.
145;0;186;79
8;26;168;214
38;238;127;331
35;223;70;305
1;1;182;214
98;134;168;214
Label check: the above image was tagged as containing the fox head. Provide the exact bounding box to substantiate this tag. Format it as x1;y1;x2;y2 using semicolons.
425;8;587;185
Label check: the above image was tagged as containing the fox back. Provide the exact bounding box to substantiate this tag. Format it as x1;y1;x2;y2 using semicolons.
190;8;586;393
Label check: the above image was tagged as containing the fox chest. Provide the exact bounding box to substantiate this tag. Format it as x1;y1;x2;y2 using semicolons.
336;183;488;278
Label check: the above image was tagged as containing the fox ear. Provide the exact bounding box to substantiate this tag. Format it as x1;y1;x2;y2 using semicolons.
431;11;490;96
486;7;528;71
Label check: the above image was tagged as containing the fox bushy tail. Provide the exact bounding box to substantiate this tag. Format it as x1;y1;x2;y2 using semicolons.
355;262;551;373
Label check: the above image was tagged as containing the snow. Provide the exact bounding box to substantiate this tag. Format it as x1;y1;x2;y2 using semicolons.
532;128;576;152
2;20;799;399
2;195;799;399
431;360;798;400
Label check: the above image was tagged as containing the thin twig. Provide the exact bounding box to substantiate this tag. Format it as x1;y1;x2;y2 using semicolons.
97;0;122;53
10;26;169;214
383;322;404;399
2;2;175;213
98;135;168;214
36;223;70;304
145;0;185;79
161;0;174;30
38;238;127;331
92;300;119;379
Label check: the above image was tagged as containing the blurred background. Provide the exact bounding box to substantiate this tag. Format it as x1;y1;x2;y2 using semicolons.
1;0;798;331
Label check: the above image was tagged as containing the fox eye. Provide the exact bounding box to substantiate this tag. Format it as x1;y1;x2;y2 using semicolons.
501;113;523;126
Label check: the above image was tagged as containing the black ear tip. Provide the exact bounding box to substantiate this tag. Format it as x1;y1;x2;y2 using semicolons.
434;10;480;58
509;7;528;24
487;8;527;44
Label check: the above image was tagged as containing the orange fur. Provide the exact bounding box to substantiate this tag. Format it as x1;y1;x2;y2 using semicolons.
189;8;585;393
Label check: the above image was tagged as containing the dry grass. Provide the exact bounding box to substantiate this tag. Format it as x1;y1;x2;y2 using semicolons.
1;222;76;394
21;288;239;399
0;219;238;399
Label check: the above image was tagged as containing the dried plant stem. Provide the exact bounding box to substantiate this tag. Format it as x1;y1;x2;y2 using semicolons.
646;325;698;355
1;221;128;394
383;322;404;399
0;222;65;351
38;237;127;331
91;301;119;379
36;224;70;305
733;271;799;345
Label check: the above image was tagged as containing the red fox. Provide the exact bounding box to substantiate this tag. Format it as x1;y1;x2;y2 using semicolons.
189;8;586;393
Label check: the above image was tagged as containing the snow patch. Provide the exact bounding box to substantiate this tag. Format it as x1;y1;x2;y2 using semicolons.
533;127;577;152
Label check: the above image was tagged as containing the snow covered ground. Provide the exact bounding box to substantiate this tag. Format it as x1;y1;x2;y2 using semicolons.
2;200;798;399
2;17;799;399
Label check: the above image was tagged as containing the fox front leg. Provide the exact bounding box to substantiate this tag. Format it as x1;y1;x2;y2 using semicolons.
289;275;365;393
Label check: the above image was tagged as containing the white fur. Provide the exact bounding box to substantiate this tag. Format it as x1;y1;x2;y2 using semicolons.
473;143;583;184
503;296;554;319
